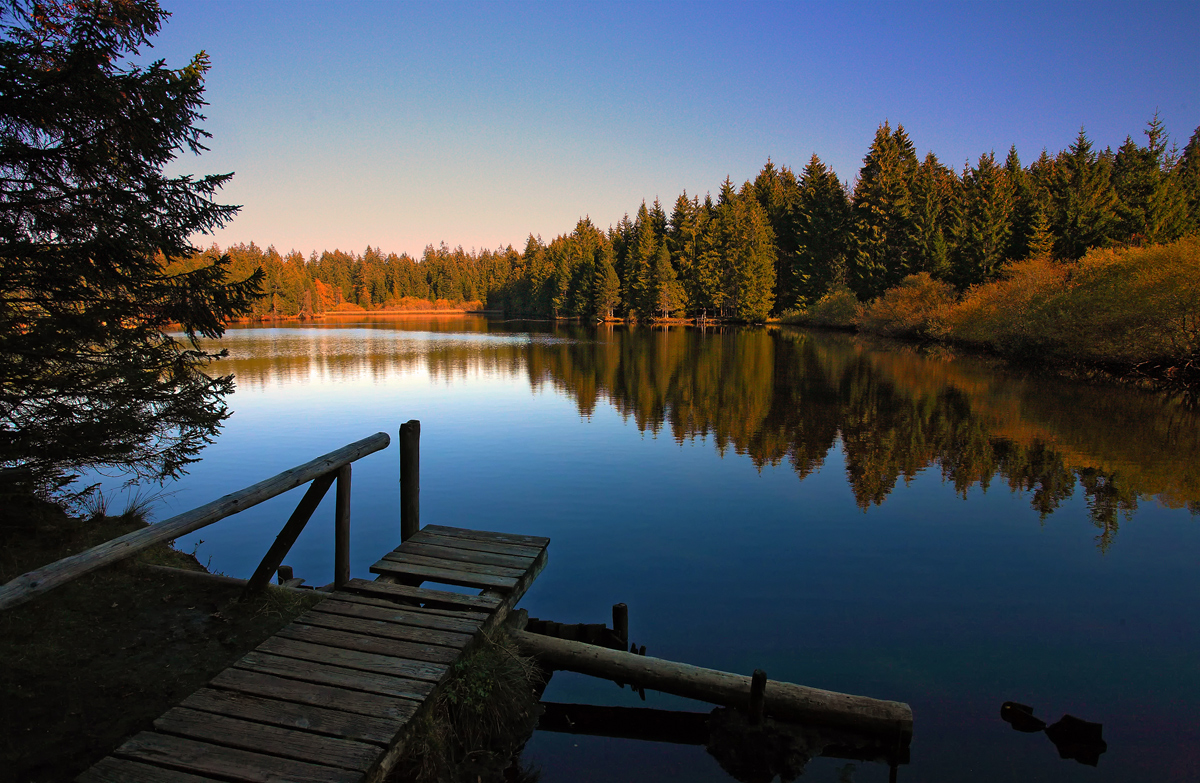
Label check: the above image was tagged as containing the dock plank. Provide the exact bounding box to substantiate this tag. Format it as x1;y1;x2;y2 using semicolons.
211;668;419;720
369;559;520;591
234;651;431;701
313;596;483;635
409;530;543;558
277;623;463;663
180;687;397;746
342;577;503;611
154;707;378;772
328;590;491;621
77;757;222;783
257;636;447;683
381;550;526;578
393;540;536;570
113;732;359;783
421;524;550;547
299;607;474;648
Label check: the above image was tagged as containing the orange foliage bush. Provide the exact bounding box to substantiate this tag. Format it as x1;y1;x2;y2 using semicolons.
856;273;956;340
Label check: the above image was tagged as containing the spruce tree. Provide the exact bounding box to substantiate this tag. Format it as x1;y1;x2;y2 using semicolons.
1181;126;1200;235
592;243;620;319
910;152;954;279
1052;128;1119;260
952;152;1014;287
0;0;263;484
793;154;850;307
850;122;919;299
1113;115;1189;245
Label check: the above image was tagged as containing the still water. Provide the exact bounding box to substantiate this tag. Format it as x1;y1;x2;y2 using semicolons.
114;315;1199;782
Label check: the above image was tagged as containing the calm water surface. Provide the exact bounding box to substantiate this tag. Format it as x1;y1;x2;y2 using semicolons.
112;316;1199;782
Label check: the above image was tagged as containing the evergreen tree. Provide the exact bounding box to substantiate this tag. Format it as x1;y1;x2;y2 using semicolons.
0;0;263;484
850;122;919;299
629;202;659;319
910;152;954;279
652;243;686;318
952;151;1014;287
592;243;620;319
1181;126;1200;235
792;154;851;307
1052;128;1119;260
752;159;801;311
1112;115;1189;245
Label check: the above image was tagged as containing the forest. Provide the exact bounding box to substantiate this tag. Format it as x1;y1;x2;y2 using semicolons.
187;116;1200;326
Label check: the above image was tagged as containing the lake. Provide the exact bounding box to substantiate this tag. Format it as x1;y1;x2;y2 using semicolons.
103;315;1200;782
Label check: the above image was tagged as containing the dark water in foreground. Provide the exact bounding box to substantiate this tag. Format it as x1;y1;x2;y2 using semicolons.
110;316;1198;782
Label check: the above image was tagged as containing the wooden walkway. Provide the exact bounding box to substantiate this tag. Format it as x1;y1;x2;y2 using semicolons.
76;524;549;783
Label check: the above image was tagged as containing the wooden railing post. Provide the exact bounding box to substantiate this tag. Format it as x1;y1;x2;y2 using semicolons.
400;420;420;541
241;471;337;597
334;464;352;588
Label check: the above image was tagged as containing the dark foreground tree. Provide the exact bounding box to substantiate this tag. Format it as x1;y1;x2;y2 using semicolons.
0;0;262;487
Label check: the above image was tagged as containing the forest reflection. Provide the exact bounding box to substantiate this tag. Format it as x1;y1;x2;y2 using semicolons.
217;320;1200;549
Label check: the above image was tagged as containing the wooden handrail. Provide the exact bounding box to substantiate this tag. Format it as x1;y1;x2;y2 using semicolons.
0;432;391;611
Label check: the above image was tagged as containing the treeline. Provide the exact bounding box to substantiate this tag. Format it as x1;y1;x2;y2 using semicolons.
184;115;1200;322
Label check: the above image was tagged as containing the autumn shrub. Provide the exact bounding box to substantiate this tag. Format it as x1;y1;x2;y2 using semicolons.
856;273;956;340
803;284;861;328
950;237;1200;367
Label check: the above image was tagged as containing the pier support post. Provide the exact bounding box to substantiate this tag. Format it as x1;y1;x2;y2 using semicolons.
400;420;420;541
334;464;351;588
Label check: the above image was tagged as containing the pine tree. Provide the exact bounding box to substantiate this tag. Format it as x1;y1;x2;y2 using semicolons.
652;244;686;318
850;122;919;299
592;243;620;319
1181;126;1200;235
792;154;851;307
752;159;801;312
1113;115;1189;245
0;0;263;484
1052;128;1119;260
952;151;1014;287
629;202;659;319
910;152;954;279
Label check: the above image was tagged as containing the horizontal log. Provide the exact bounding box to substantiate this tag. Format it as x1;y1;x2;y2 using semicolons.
512;630;912;740
0;432;390;611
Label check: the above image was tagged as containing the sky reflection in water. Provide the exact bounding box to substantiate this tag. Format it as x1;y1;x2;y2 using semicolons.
126;316;1197;783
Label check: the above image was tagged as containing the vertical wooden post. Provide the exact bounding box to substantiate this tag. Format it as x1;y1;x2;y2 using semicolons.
612;603;628;646
334;464;351;588
749;669;767;725
400;419;420;541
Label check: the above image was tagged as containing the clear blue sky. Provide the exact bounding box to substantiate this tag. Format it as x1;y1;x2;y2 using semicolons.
152;0;1200;258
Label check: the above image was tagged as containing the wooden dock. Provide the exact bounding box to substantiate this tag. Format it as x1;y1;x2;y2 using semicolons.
75;524;550;783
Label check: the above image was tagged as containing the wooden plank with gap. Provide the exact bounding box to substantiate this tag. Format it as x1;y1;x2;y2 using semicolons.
297;608;474;649
406;530;543;559
179;688;398;746
153;708;378;772
112;732;360;783
421;523;550;548
233;651;431;701
210;668;420;721
381;550;526;578
77;757;223;783
312;597;482;635
341;577;503;611
391;540;536;570
256;636;447;684
276;623;463;664
368;559;520;591
327;590;491;621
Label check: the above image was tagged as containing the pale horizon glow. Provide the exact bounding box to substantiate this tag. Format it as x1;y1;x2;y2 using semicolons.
150;0;1200;259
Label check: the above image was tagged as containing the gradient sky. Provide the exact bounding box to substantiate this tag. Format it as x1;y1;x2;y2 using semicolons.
149;0;1200;259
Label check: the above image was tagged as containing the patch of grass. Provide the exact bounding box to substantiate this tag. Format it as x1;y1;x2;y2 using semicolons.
391;628;544;783
0;493;323;783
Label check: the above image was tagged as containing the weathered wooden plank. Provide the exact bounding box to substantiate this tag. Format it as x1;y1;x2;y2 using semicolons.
113;732;360;783
421;524;549;547
342;577;502;611
77;756;222;783
234;651;431;701
381;550;526;578
277;623;462;664
154;707;378;772
210;668;418;720
180;687;398;746
0;433;390;611
512;630;913;740
408;530;543;557
369;559;519;591
256;636;447;684
298;608;474;649
313;597;482;635
242;472;335;595
328;589;490;621
392;540;535;570
479;544;548;634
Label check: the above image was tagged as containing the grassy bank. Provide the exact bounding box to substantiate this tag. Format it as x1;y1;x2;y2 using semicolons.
785;237;1200;385
0;493;323;783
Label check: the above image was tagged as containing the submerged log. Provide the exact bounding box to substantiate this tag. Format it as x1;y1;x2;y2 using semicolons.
512;629;912;741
